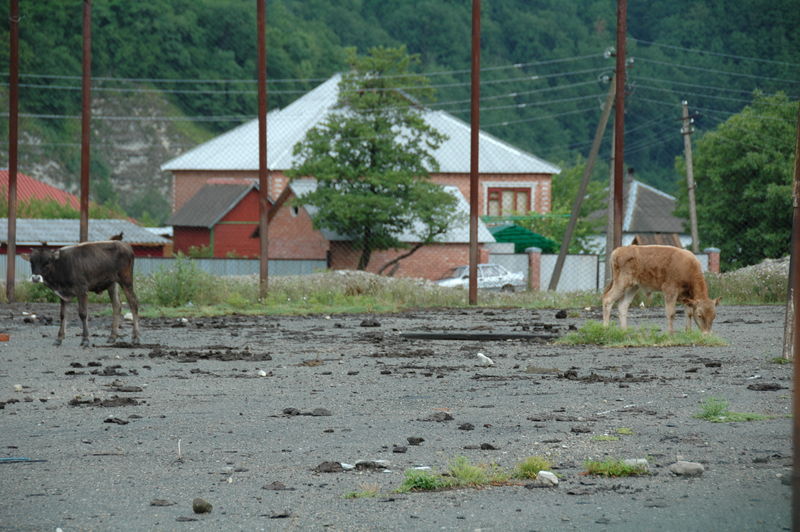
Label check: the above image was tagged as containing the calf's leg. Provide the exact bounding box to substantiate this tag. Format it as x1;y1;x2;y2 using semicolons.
108;284;121;343
663;290;679;334
77;292;90;347
616;286;639;329
120;283;141;345
55;298;67;346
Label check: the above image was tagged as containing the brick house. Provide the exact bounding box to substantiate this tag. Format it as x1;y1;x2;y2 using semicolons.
161;74;559;279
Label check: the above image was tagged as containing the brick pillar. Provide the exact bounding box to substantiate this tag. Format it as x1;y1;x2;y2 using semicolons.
478;246;490;264
526;247;542;292
704;247;720;273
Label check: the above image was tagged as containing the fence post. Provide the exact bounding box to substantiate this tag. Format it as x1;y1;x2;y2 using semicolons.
703;247;720;274
526;247;542;291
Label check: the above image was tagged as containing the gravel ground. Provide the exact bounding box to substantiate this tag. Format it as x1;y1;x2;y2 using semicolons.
0;302;792;531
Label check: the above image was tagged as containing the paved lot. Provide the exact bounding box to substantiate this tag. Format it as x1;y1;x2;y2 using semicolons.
0;303;792;531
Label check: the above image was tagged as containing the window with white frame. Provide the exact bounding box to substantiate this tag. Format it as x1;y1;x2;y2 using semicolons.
487;187;531;216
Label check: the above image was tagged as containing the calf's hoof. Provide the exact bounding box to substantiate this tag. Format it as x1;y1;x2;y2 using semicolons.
53;338;63;347
80;338;90;348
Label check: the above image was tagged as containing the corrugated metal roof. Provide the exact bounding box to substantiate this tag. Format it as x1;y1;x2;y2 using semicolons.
0;218;171;246
162;74;560;175
289;179;494;244
166;183;256;228
0;170;80;208
588;177;686;234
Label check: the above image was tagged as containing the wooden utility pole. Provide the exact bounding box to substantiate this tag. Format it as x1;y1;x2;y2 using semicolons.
681;101;700;253
605;133;615;282
468;0;481;305
79;0;92;242
256;0;269;300
612;0;627;250
6;0;20;302
790;101;800;532
548;79;616;291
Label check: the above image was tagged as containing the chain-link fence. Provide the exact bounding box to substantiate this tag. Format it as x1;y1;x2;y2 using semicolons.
2;2;796;295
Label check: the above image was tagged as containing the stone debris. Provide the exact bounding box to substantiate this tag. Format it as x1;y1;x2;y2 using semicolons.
669;460;705;477
533;470;559;487
192;497;213;514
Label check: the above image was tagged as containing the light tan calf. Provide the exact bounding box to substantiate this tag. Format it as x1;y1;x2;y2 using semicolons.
602;245;720;334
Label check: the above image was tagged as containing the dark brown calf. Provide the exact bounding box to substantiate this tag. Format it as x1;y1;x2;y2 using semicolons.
27;241;141;347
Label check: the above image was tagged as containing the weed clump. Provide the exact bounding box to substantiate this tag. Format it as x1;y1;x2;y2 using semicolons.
694;397;768;423
584;459;648;477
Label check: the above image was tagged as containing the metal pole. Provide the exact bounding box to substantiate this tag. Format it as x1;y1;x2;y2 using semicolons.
79;0;92;243
548;79;615;291
468;0;480;305
605;133;615;282
6;0;20;302
612;0;627;250
790;102;800;531
682;101;700;253
257;0;269;300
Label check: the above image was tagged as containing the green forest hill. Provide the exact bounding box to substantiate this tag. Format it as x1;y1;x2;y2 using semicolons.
1;0;798;227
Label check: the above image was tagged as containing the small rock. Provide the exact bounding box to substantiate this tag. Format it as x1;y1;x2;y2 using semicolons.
360;319;381;327
192;498;213;514
533;470;559;487
407;437;425;446
421;412;453;422
310;407;332;417
480;443;499;450
623;458;649;471
476;353;494;367
669;460;704;477
314;461;344;473
392;446;407;453
263;481;294;491
150;499;176;506
555;309;568;319
458;423;475;431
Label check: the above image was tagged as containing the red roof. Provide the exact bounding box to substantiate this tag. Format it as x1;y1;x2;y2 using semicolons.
0;170;80;209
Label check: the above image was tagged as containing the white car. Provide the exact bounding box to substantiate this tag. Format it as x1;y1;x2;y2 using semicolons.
436;263;525;292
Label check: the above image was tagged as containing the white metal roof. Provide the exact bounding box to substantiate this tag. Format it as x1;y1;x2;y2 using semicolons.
289;179;494;244
162;74;560;175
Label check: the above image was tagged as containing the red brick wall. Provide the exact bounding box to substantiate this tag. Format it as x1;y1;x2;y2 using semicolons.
172;227;210;255
431;173;553;214
172;170;291;212
172;170;553;215
329;242;490;280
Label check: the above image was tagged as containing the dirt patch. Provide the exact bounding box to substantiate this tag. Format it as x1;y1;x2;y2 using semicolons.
146;346;272;362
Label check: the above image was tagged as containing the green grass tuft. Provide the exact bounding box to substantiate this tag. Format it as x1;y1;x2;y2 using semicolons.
584;459;648;477
557;320;727;347
514;456;552;479
616;427;635;435
694;397;769;423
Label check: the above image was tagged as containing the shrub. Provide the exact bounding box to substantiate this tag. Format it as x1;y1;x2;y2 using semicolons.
514;456;552;479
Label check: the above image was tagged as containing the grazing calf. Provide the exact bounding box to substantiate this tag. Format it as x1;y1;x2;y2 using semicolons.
27;241;141;347
602;245;720;334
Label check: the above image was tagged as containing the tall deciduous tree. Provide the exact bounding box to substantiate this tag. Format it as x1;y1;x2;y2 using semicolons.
675;92;797;271
288;46;460;272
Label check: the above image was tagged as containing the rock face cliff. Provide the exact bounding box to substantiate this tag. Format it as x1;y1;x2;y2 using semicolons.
4;90;214;223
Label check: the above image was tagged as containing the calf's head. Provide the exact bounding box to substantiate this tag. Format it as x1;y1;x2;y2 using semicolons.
683;297;721;333
28;248;59;284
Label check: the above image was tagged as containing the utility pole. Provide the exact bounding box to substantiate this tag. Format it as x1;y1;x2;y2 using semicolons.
681;101;700;253
79;0;92;242
257;0;269;300
468;0;481;305
612;0;627;250
605;133;615;282
6;0;20;302
548;78;615;291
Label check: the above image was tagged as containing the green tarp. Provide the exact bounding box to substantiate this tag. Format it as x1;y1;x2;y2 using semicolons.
488;224;558;254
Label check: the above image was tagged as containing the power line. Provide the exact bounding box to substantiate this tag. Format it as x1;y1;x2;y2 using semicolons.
631;36;800;68
481;106;600;128
635;57;800;84
9;52;604;85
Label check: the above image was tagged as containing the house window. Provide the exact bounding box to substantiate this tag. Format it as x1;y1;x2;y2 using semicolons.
487;188;530;216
